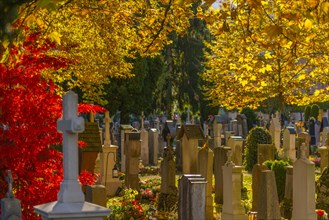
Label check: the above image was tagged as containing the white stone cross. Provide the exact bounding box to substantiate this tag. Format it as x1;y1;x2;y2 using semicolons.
104;111;111;147
6;170;14;198
57;91;85;203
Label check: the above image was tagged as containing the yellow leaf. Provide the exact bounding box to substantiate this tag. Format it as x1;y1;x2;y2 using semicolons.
314;90;320;96
48;31;62;45
298;74;306;80
308;0;319;9
304;19;313;31
265;64;272;71
264;51;272;59
261;81;267;87
241;79;248;86
322;2;329;13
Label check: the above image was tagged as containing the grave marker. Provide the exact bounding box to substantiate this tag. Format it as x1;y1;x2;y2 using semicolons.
34;91;109;219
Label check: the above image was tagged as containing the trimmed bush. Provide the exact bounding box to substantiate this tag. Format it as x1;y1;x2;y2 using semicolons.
264;160;290;203
243;126;272;172
311;104;320;120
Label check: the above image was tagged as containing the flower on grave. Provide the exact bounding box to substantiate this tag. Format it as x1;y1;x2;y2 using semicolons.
78;170;96;186
141;188;155;201
316;209;328;220
78;140;88;148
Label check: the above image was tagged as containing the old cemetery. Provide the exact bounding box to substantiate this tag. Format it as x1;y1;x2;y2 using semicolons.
2;92;329;220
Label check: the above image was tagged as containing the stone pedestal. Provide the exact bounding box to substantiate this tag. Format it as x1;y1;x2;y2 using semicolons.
283;126;296;161
140;128;149;165
222;161;247;220
269;113;281;151
120;125;133;172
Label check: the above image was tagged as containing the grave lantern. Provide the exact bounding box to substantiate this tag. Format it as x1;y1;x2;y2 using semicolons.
112;163;119;178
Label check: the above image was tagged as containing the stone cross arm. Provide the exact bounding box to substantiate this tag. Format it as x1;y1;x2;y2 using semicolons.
57;117;85;134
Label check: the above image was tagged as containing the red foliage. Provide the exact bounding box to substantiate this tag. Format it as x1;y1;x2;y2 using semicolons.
0;30;95;219
78;103;107;114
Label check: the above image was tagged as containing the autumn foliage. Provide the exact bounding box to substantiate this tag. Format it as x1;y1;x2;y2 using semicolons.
0;29;97;219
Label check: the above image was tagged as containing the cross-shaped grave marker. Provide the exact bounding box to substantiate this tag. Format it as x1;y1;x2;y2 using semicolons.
56;91;85;203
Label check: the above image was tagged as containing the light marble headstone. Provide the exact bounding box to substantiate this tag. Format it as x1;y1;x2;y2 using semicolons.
221;153;247;220
292;143;316;220
283;126;296;161
213;117;222;148
34;91;109;219
198;139;214;220
227;136;243;166
257;170;281;220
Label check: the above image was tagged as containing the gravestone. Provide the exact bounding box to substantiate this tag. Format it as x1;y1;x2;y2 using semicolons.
198;138;214;220
251;155;269;211
269;112;281;151
148;128;159;166
322;127;329;146
282;166;293;220
292;143;316;220
1;170;22;220
158;136;177;211
78;120;103;174
178;174;206;220
120;124;133;172
257;144;275;163
213;146;230;204
237;114;248;138
177;124;205;174
34;91;109;219
221;151;248;220
101;111;122;196
213;115;224;148
224;131;236;146
229;119;238;135
175;127;182;172
283;126;296;161
318;146;329;172
124;130;141;191
296;137;309;159
257;170;281;220
140;112;149;165
227;136;243;166
85;185;106;207
297;132;310;156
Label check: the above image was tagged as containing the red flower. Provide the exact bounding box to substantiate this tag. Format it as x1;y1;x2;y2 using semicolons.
316;209;325;217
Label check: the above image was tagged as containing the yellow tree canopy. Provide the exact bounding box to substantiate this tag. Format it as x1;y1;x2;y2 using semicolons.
12;0;197;104
200;0;329;111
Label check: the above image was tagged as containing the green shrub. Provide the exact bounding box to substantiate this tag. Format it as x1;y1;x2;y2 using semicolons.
263;160;290;203
304;105;311;122
243;127;272;172
311;104;320;120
